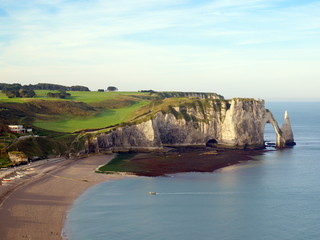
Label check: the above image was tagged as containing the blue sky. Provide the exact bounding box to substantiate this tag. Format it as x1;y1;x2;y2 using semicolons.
0;0;319;100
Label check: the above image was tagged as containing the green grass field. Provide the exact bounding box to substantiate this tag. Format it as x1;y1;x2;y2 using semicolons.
33;100;151;132
34;90;150;103
97;153;136;173
1;90;206;133
0;90;154;133
0;90;150;103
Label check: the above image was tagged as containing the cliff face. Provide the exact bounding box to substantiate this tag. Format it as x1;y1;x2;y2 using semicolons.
84;98;294;153
219;99;266;147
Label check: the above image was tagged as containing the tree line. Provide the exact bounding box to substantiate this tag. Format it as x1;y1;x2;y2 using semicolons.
1;84;35;98
0;83;90;98
0;83;89;91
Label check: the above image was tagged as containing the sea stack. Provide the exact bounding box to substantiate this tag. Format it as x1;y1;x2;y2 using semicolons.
281;111;296;146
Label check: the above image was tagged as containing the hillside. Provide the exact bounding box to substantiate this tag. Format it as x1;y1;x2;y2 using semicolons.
0;91;153;133
0;90;224;163
0;90;223;133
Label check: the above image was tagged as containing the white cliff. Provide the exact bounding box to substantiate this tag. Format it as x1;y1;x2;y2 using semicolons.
281;111;295;145
83;98;295;153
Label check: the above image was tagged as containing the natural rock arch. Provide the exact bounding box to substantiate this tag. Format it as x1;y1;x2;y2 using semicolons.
264;110;295;148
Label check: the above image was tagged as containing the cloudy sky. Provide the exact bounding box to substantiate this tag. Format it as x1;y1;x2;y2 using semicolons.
0;0;319;100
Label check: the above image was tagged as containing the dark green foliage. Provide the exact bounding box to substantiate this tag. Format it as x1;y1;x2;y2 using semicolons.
0;83;90;91
19;89;36;98
0;83;21;92
97;153;136;172
33;83;90;91
47;90;71;99
0;83;10;90
0;157;13;168
70;85;90;91
98;89;104;92
5;90;19;98
139;90;157;94
0;107;28;125
107;86;118;92
191;115;198;122
1;84;36;98
168;106;181;119
7;136;72;158
180;108;191;122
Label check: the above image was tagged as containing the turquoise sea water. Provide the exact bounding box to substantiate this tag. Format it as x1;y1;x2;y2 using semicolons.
64;102;320;240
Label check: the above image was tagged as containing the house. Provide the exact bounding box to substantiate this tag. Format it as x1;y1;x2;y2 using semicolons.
8;125;25;134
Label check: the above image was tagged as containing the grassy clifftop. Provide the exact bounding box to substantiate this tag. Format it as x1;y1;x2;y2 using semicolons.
0;90;226;160
0;91;153;133
0;90;225;134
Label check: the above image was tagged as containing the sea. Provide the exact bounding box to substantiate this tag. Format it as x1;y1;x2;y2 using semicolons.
63;102;320;240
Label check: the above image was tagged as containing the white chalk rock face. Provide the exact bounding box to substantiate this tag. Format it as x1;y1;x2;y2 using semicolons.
281;111;295;145
219;99;266;147
84;98;295;153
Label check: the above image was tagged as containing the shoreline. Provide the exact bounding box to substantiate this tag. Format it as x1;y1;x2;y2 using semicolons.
0;154;133;240
0;149;265;240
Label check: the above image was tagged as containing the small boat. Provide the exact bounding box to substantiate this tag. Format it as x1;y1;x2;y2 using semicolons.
148;192;157;195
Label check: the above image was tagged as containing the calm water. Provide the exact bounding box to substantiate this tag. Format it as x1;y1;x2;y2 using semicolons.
64;102;320;240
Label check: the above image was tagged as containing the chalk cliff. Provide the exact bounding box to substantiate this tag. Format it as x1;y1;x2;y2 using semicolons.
83;98;295;153
281;111;295;146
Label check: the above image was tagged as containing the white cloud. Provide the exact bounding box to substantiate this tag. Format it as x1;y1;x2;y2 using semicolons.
0;0;320;100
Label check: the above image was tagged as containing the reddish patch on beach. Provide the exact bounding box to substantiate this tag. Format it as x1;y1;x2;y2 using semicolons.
119;149;263;176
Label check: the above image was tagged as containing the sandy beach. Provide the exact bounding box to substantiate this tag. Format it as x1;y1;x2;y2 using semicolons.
0;149;262;240
0;154;131;240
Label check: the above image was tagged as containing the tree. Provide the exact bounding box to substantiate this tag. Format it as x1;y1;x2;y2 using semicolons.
98;89;104;92
5;90;18;98
46;90;71;99
19;89;36;98
57;89;71;99
107;86;118;92
2;85;35;98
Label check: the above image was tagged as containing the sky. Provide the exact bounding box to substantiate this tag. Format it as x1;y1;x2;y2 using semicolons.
0;0;319;101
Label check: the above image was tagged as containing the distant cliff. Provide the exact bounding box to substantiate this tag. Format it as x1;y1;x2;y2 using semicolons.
81;98;295;153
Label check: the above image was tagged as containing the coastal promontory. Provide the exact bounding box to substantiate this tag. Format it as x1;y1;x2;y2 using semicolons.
0;87;295;164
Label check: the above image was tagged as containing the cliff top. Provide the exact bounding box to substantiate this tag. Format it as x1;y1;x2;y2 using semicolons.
0;90;225;134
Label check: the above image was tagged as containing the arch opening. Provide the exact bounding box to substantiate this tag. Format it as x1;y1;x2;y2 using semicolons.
206;139;218;147
264;122;276;148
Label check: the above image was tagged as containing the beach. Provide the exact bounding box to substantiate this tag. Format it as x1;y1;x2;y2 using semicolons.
0;149;261;240
0;154;131;240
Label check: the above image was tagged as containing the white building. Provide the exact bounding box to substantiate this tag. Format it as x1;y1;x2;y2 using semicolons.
8;125;25;134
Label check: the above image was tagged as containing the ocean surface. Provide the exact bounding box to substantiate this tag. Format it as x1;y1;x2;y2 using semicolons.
64;102;320;240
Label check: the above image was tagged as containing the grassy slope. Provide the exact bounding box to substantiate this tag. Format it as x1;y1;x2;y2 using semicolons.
34;90;148;103
34;100;150;132
21;91;153;132
0;90;224;133
0;90;228;162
